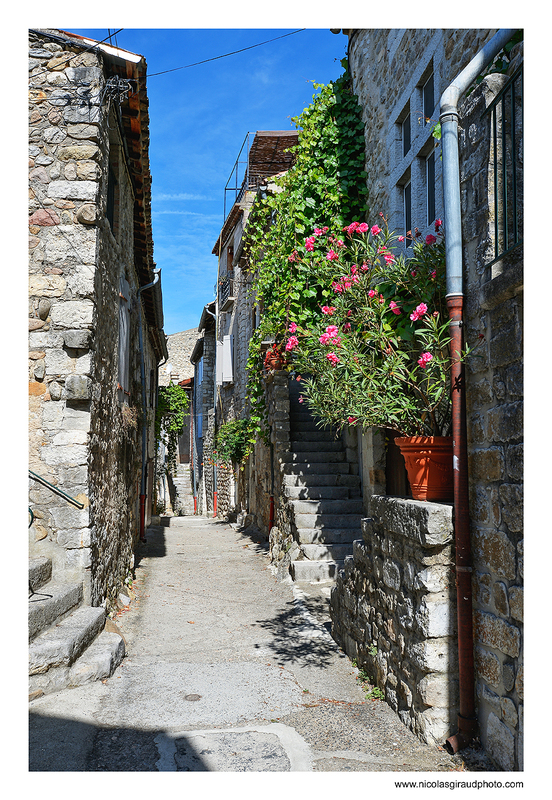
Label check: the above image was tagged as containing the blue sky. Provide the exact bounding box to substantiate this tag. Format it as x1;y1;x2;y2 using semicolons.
66;28;349;335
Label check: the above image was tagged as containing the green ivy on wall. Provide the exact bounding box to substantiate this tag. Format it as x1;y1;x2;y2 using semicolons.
155;383;189;473
242;59;370;437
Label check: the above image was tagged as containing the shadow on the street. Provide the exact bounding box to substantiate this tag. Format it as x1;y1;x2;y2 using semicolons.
133;526;166;573
252;598;343;670
29;710;208;771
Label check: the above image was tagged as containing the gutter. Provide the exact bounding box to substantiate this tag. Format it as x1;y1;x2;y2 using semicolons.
439;28;517;754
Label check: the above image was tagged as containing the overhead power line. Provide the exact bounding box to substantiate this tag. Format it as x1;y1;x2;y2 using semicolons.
146;29;306;77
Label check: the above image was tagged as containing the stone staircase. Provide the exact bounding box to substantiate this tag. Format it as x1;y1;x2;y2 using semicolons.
170;462;195;515
29;556;125;698
282;379;363;582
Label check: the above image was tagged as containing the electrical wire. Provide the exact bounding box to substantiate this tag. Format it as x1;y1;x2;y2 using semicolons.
146;29;306;77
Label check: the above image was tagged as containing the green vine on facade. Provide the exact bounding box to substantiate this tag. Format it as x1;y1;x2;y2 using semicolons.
155;383;189;473
242;59;370;437
215;418;254;466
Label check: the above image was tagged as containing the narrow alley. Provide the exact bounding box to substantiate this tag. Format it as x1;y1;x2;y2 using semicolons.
29;515;484;774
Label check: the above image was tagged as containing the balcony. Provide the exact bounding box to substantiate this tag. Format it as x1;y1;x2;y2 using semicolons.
218;276;235;311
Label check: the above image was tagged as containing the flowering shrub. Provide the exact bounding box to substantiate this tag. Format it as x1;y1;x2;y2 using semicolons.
288;216;475;437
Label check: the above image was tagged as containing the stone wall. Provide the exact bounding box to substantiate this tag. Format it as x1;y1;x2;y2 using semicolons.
159;328;197;386
347;29;496;236
459;66;523;772
330;497;457;745
28;30;158;609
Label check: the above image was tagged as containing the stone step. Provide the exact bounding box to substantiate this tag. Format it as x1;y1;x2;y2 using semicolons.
289;430;341;442
283;472;360;488
284;485;351;500
29;581;83;642
296;527;360;545
290;560;343;582
282;460;351;476
300;543;354;561
280;451;345;464
293;513;363;529
28;557;52;593
290;498;364;516
29;606;106;675
290;440;344;452
29;630;125;697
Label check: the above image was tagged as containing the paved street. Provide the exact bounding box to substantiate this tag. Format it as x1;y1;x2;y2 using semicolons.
29;515;475;774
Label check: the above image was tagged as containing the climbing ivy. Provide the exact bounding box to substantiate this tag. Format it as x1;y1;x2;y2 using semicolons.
155;383;189;473
242;59;370;437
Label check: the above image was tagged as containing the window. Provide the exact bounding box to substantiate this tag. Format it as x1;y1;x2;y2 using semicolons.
401;108;411;158
117;275;130;403
423;71;434;124
426;150;436;225
392;58;440;249
404;181;412;246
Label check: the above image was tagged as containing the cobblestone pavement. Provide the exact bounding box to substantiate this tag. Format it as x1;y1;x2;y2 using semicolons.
29;515;496;778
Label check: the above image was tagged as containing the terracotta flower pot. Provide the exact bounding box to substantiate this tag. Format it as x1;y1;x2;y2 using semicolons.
395;436;453;502
264;352;285;370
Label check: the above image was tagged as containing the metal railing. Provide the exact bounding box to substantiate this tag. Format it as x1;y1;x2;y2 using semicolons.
28;470;85;598
486;66;523;266
218;276;234;309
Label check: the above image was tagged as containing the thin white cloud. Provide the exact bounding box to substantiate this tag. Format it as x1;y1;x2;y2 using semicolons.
154;192;216;201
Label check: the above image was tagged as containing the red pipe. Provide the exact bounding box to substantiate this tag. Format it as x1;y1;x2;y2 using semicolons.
445;295;478;753
213;490;217;517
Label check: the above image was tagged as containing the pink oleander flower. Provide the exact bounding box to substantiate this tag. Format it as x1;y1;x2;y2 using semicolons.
343;322;351;331
319;332;331;345
351;264;358;275
425;234;437;245
288;321;298;333
326;249;339;261
298;396;304;403
314;227;325;236
411;271;417;277
368;289;377;298
410;302;428;322
305;236;316;251
345;221;359;235
379;294;385;303
435;219;442;231
332;281;343;293
371;225;382;236
326;352;340;365
347;310;352;317
384;253;395;265
389;300;401;315
398;235;405;242
325;325;339;337
321;305;336;315
285;336;299;351
360;262;369;272
336;239;345;248
331;336;342;347
358;222;369;233
417;352;433;369
431;270;437;279
288;250;298;262
347;416;357;424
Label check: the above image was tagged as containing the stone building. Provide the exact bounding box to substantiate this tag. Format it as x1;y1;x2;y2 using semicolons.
190;302;217;515
326;29;523;769
28;28;167;691
157;329;196;515
207;132;299;521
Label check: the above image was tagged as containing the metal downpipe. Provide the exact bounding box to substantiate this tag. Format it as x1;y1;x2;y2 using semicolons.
439;29;516;754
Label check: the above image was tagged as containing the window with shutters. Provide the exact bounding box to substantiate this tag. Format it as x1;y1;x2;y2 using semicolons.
118;275;130;403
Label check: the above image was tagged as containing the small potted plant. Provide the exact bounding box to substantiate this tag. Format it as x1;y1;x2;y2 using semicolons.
263;342;287;371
